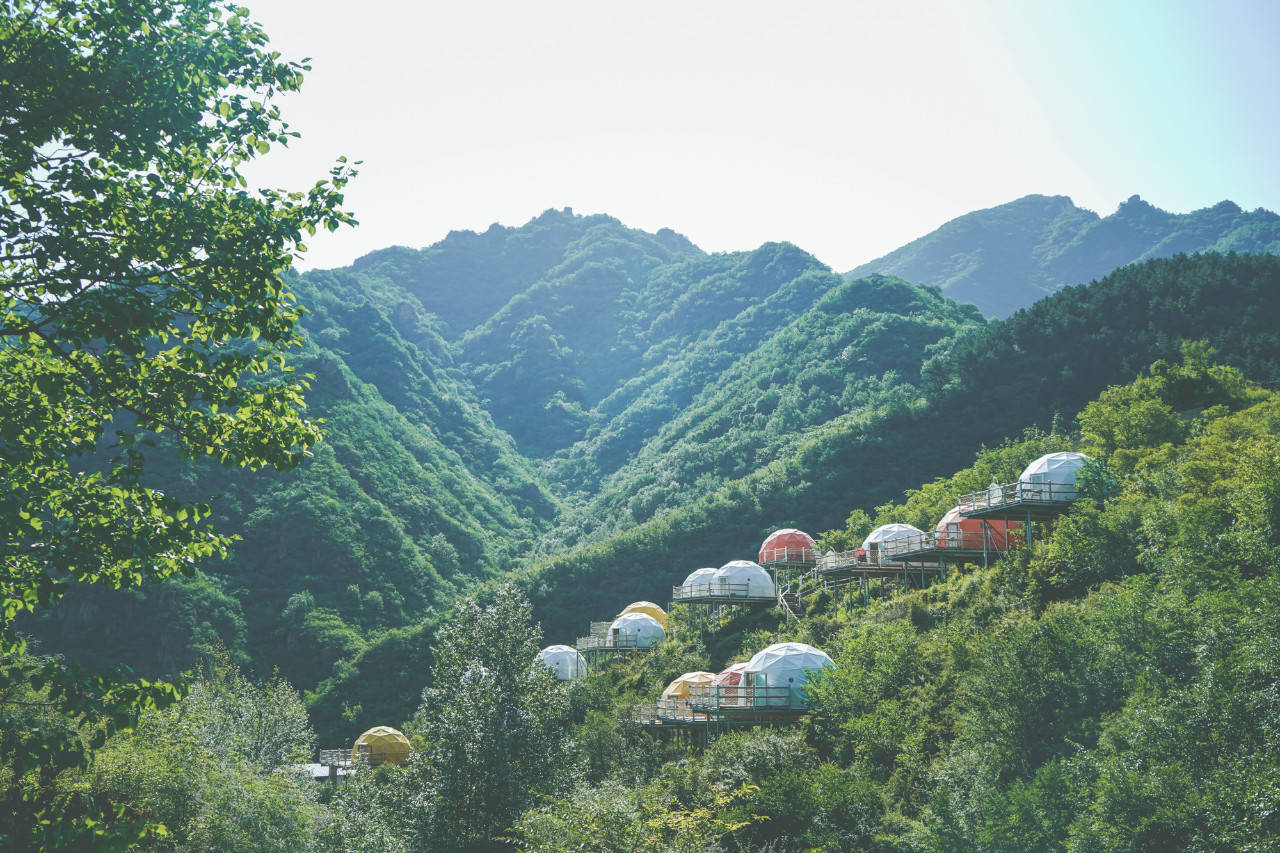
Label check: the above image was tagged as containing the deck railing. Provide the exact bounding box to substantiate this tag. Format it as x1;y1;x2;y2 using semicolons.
576;634;659;651
671;581;773;602
657;697;714;721
686;683;800;711
318;744;390;767
814;549;906;572
881;528;1020;558
758;545;816;564
957;480;1078;513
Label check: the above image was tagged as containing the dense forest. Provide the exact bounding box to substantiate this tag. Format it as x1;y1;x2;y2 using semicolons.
14;347;1280;850
24;226;1280;746
848;193;1280;317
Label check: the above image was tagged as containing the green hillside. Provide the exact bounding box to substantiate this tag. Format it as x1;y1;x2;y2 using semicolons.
66;346;1280;850
848;194;1280;317
25;211;985;692
518;252;1280;645
306;251;1280;744
501;348;1280;852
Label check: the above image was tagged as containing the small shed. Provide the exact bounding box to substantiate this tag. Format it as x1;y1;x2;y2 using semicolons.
608;612;666;648
352;726;411;766
712;560;776;598
618;600;667;627
536;644;588;680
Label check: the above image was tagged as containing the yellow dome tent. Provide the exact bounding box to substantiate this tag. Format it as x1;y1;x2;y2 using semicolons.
352;725;411;766
618;600;667;627
661;670;717;701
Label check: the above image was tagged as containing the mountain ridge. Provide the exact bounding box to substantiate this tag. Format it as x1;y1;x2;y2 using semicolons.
847;193;1280;316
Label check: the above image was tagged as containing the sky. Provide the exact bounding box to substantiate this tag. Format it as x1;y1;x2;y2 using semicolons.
240;0;1280;272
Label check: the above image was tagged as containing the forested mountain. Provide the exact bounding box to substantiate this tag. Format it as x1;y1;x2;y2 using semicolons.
311;251;1280;742
23;209;978;694
22;207;1280;742
847;193;1280;316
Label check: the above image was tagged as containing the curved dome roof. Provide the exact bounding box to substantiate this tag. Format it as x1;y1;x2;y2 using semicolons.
935;506;1018;534
742;642;835;708
352;725;410;766
713;560;775;598
536;644;588;680
1020;451;1092;486
681;567;718;587
712;661;750;686
618;601;667;627
861;523;924;550
759;528;816;563
609;612;666;648
661;670;716;700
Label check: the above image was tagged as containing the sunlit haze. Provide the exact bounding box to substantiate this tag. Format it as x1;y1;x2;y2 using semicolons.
240;0;1280;272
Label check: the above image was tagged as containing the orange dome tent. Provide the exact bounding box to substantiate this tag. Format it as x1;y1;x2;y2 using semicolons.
758;529;816;564
352;725;411;766
934;507;1019;550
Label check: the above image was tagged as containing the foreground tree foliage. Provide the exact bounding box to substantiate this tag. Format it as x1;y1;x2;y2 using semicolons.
315;584;571;853
0;0;352;844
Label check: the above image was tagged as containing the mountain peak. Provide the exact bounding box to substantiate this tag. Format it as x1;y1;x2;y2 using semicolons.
847;193;1279;317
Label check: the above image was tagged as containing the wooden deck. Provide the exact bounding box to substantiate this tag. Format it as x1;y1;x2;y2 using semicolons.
880;526;1020;563
812;550;942;585
957;480;1079;522
686;684;809;718
758;546;817;569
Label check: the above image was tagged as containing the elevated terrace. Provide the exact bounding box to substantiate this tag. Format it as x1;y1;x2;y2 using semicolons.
670;580;776;606
880;522;1020;564
958;480;1079;522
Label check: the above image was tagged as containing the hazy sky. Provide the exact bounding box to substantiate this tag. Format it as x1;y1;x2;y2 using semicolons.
240;0;1280;272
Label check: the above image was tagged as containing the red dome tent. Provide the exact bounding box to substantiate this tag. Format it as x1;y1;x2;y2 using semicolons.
758;529;816;565
934;507;1019;551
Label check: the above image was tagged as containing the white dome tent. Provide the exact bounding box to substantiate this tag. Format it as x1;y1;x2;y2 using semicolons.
681;567;718;588
1019;451;1092;500
741;642;835;708
712;560;776;599
607;612;666;648
861;523;924;564
535;645;588;681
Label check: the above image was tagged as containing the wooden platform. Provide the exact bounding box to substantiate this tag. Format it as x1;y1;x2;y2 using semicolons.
671;581;776;607
957;480;1078;522
813;551;942;586
880;527;1018;564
